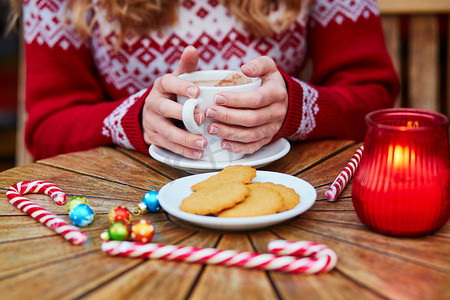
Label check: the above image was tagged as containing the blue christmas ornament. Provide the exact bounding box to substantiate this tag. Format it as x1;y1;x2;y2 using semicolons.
69;203;94;226
142;190;161;212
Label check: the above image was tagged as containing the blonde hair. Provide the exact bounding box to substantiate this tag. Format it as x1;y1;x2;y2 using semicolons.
223;0;302;36
6;0;21;33
9;0;302;45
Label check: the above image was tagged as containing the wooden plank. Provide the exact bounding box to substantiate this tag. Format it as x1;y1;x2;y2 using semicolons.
299;210;363;227
309;194;355;212
0;212;182;272
0;214;107;243
0;250;143;299
249;231;381;300
153;221;199;242
81;232;220;300
262;139;354;175
408;16;440;111
378;0;450;14
381;16;402;107
290;219;450;273
1;139;448;299
0;229;103;280
189;234;279;299
272;225;450;299
0;217;196;299
297;143;361;188
0;164;151;215
37;147;174;187
117;147;189;179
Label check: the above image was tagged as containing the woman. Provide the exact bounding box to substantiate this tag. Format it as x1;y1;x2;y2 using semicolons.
9;0;399;160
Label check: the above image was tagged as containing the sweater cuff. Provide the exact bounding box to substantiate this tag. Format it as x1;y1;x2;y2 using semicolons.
121;87;151;154
271;67;303;141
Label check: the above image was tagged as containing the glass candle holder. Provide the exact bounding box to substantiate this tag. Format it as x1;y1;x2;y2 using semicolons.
352;108;450;236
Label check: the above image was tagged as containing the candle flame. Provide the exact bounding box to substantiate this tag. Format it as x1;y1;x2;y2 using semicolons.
389;144;416;169
407;120;419;128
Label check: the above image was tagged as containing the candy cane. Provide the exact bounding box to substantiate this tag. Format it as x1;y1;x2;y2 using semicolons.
325;145;364;202
101;239;337;274
268;240;337;272
6;180;87;245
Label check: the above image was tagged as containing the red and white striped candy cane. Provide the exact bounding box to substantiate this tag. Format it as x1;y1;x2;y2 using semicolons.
101;239;337;274
268;240;337;272
325;145;364;202
6;180;87;246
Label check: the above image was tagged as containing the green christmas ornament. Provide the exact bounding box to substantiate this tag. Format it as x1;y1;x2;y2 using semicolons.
100;222;130;241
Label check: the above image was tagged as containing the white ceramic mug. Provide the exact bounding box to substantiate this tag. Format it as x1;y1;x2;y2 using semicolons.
177;70;261;162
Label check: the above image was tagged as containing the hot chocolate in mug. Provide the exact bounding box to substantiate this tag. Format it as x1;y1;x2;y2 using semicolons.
177;70;261;162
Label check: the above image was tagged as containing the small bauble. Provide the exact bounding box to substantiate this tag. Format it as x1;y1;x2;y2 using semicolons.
108;206;132;224
67;196;90;212
142;190;161;212
131;220;155;243
69;203;94;226
102;222;130;241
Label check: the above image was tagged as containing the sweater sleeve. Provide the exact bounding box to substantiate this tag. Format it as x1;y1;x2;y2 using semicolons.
272;0;399;142
23;0;149;159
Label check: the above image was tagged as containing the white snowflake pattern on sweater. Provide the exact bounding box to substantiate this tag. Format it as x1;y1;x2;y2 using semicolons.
89;1;309;95
310;0;379;27
102;89;147;149
289;79;320;140
23;1;86;49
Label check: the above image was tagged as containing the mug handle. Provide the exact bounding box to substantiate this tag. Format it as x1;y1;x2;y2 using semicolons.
182;98;203;134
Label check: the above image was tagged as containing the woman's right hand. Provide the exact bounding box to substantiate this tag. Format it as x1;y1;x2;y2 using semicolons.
141;46;207;159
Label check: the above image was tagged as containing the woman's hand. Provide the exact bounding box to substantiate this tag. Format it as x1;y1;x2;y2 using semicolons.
141;46;207;159
205;56;288;154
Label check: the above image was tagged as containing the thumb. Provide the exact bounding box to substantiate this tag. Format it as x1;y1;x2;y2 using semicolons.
241;56;277;79
173;46;199;76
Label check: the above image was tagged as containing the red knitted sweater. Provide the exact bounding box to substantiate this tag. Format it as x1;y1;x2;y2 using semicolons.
23;0;399;159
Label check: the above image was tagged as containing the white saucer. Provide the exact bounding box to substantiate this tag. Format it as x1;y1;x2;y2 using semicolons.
157;171;316;231
149;138;290;174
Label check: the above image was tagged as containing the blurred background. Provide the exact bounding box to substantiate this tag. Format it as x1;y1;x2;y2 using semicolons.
0;1;18;172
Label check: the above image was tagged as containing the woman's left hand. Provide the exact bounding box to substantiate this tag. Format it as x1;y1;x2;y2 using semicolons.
205;56;288;154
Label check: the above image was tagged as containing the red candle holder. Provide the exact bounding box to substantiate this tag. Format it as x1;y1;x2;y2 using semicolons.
352;108;450;236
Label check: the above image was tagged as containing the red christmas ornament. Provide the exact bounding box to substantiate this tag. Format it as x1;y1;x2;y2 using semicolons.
131;220;155;243
108;206;132;225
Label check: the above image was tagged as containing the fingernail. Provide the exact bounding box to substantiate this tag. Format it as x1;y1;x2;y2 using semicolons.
215;95;226;105
187;86;197;98
193;150;203;159
206;108;217;118
223;143;231;150
194;112;204;124
242;63;256;73
194;139;205;149
208;125;219;135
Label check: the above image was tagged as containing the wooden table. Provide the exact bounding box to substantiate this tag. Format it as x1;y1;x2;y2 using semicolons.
0;140;448;299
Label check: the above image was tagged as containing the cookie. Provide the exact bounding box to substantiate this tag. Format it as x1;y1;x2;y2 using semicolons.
180;182;249;215
217;183;284;218
251;182;300;211
191;165;256;191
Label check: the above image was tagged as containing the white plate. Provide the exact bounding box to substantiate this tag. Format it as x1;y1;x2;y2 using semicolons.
149;138;290;174
158;171;316;231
